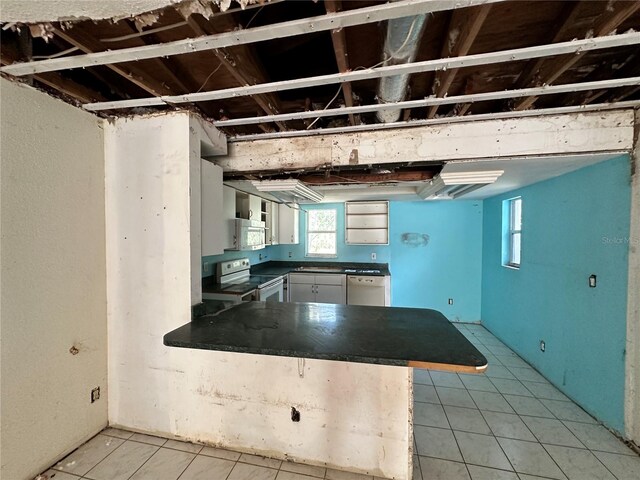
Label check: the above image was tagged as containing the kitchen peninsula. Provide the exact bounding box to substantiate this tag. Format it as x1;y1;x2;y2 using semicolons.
164;301;486;479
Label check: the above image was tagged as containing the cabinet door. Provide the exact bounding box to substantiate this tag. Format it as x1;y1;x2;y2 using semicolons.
222;185;236;250
278;203;299;244
249;195;262;220
201;160;224;256
289;283;316;303
269;201;279;245
315;284;346;305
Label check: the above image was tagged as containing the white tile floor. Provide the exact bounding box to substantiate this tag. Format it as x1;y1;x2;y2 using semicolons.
36;323;639;480
411;323;640;480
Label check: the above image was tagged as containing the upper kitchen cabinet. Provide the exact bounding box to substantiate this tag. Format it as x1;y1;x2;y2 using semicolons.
278;203;300;244
345;201;389;245
201;160;224;256
236;192;262;220
264;200;279;245
221;185;236;250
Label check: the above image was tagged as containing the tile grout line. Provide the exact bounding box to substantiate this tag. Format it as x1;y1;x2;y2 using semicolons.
66;431;130;479
458;371;519;476
122;441;162;480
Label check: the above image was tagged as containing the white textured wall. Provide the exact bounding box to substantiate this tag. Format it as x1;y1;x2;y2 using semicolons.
105;113;412;479
0;79;107;480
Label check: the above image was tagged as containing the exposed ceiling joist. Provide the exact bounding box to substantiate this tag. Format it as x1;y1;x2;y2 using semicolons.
513;1;640;110
181;15;286;132
212;76;640;127
0;0;504;77
298;171;436;184
325;0;359;126
81;32;640;111
512;1;582;92
51;26;174;97
428;3;492;118
0;54;107;103
227;101;640;142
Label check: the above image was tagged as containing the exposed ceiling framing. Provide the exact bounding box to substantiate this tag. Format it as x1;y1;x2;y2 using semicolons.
1;0;639;142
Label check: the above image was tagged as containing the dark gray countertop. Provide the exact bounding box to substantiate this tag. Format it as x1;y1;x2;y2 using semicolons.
202;261;391;297
250;261;391;277
165;302;487;372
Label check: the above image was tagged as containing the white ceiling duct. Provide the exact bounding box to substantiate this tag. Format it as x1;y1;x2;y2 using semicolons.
416;170;504;200
376;10;428;123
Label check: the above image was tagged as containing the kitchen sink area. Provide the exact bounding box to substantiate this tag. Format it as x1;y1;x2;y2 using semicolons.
293;266;346;273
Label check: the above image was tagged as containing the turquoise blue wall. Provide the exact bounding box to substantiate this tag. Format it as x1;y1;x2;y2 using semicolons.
273;201;484;321
481;156;631;433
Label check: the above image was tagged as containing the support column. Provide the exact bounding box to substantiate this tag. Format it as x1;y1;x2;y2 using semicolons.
625;108;640;444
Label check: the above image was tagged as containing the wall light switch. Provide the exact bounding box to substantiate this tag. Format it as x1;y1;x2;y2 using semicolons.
371;252;377;260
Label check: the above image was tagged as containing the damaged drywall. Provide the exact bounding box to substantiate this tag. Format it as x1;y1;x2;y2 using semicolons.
0;0;265;24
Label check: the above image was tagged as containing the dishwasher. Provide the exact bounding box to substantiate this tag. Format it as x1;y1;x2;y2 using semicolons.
347;275;389;306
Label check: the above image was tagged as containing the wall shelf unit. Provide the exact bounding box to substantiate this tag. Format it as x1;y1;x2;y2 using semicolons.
345;201;389;245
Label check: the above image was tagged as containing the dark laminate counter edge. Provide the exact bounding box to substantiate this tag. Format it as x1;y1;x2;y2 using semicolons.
165;302;488;373
250;261;391;277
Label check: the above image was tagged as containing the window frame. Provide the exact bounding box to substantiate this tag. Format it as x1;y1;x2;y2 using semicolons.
506;197;522;269
305;208;338;258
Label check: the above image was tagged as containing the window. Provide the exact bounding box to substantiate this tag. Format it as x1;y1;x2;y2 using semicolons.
505;197;522;268
307;209;337;257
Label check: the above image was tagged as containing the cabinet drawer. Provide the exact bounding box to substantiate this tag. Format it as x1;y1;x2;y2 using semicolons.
314;274;345;286
346;214;388;229
346;228;388;244
288;273;315;285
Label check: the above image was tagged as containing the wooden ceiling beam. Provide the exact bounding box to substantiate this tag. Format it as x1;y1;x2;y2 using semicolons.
182;15;286;132
427;4;492;119
325;0;359;126
512;2;582;93
51;26;173;97
1;53;107;103
513;1;640;111
118;21;223;121
299;170;435;184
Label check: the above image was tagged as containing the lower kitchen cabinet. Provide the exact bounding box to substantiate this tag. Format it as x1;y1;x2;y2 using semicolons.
288;273;346;304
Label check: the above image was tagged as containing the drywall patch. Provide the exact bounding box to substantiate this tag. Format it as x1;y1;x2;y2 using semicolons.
400;233;430;247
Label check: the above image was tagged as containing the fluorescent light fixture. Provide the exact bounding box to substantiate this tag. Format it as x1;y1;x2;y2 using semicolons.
251;179;324;203
417;170;504;200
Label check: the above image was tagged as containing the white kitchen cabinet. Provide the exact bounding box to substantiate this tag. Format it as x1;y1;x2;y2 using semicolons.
345;201;389;245
201;160;224;256
289;273;346;304
265;201;279;245
289;282;317;303
221;185;236;250
279;203;299;244
236;192;262;220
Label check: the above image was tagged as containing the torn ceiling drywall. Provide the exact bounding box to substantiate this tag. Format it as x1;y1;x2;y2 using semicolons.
0;0;261;23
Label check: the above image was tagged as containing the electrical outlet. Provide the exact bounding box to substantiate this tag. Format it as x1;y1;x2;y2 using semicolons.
91;387;100;403
540;340;546;352
288;251;293;258
371;252;377;260
448;298;454;305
